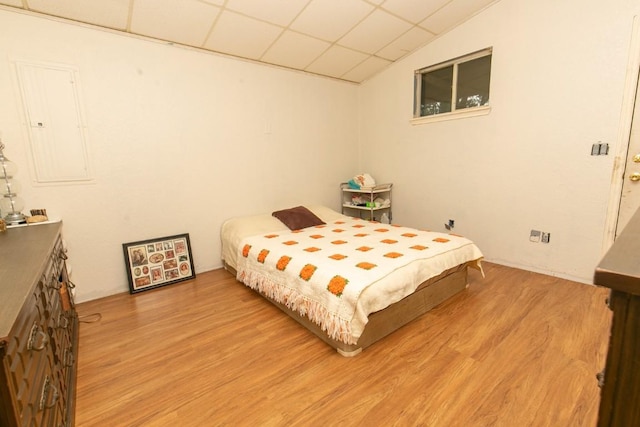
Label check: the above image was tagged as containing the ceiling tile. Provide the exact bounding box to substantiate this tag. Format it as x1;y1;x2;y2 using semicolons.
204;11;282;60
261;30;330;70
376;26;435;61
339;9;411;54
131;0;220;47
381;0;450;24
225;0;310;26
419;0;495;35
290;0;373;42
0;1;24;7
341;55;391;82
25;0;130;30
305;45;368;79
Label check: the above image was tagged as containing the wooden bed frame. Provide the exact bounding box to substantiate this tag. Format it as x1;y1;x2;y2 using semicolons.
224;261;472;356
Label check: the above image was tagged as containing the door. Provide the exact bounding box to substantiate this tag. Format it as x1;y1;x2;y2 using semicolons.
616;71;640;236
603;16;640;250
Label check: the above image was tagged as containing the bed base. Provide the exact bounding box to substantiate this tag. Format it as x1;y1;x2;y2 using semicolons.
224;262;470;357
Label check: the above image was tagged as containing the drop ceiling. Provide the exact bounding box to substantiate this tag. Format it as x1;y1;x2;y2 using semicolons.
0;0;498;83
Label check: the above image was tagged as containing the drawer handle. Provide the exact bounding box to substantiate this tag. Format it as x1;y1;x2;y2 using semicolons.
27;323;49;351
48;279;62;290
64;347;75;367
596;369;605;388
57;313;70;329
39;375;59;410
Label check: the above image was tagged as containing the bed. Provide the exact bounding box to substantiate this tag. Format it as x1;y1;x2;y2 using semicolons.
221;205;483;356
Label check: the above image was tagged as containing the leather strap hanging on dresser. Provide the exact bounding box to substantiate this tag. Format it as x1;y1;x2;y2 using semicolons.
59;281;73;311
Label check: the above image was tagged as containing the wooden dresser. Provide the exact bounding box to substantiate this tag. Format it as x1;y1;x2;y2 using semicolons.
0;222;79;427
594;209;640;426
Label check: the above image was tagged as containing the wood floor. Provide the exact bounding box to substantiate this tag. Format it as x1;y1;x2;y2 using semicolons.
74;262;611;426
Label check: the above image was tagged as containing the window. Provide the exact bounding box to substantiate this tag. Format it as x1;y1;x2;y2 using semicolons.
413;48;492;123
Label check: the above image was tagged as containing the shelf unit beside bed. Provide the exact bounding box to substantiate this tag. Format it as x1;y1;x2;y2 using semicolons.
341;182;392;222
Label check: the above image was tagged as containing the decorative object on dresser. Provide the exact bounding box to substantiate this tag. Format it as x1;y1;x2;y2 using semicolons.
0;140;26;225
0;222;79;427
27;209;49;224
123;233;195;294
594;206;640;426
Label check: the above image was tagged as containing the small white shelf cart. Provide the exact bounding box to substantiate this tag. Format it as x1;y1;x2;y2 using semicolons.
340;182;392;222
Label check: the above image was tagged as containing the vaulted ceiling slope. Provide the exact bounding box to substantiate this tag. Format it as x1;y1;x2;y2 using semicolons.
0;0;498;83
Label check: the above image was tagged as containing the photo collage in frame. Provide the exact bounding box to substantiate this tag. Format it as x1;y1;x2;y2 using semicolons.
123;233;195;293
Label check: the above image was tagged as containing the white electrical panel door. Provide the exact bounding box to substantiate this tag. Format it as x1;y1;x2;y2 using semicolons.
16;61;92;183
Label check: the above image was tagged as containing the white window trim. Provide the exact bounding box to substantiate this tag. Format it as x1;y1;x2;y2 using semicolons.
410;105;491;125
413;47;492;124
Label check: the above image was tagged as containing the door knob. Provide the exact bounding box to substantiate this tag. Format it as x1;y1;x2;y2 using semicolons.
630;172;640;182
634;154;640;163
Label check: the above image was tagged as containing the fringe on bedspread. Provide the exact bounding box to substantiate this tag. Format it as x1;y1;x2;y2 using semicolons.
237;269;357;345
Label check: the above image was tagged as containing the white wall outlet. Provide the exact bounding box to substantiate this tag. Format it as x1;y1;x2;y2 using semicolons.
530;230;541;242
541;232;550;243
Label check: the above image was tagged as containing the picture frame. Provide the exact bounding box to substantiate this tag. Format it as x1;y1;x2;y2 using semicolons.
123;233;195;294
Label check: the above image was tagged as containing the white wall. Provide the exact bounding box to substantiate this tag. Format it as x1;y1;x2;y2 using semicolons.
0;9;359;302
358;0;640;283
3;0;638;301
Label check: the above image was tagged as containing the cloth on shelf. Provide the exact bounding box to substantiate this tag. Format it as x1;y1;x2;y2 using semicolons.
351;195;366;205
348;173;376;189
374;197;391;207
347;180;360;189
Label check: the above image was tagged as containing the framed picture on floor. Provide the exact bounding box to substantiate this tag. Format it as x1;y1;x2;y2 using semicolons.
123;233;195;294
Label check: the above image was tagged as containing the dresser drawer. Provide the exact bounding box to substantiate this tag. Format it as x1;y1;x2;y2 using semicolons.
38;238;66;315
16;351;63;426
14;357;45;425
5;295;50;423
5;305;45;385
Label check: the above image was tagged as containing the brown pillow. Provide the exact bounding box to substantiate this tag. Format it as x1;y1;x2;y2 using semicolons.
272;206;325;230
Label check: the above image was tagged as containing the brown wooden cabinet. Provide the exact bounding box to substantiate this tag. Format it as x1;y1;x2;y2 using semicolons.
594;209;640;427
0;222;78;427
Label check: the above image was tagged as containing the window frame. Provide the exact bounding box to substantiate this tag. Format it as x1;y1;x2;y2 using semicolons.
412;47;492;125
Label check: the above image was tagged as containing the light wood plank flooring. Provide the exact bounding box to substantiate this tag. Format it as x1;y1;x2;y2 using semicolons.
75;262;611;426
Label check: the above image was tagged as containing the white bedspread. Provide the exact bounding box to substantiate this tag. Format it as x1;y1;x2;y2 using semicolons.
229;210;483;344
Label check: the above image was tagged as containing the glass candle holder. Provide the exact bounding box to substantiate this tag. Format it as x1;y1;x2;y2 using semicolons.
0;141;27;225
